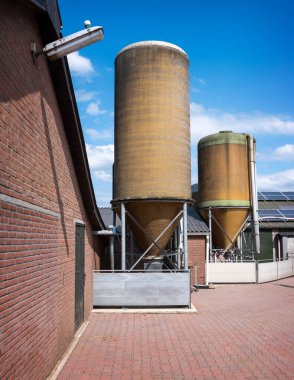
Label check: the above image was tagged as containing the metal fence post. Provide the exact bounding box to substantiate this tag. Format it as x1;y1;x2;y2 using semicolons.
121;202;126;271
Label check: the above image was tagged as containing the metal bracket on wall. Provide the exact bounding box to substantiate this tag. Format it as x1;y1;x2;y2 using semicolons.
31;41;43;62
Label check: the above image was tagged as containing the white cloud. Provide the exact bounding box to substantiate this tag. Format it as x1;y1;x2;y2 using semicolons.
190;103;294;143
67;51;94;77
86;101;107;116
86;144;114;170
94;170;112;182
86;128;112;141
75;89;98;102
274;144;294;160
257;169;294;191
86;144;114;182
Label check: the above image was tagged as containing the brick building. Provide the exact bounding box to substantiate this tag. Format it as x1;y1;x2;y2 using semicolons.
0;0;104;378
99;207;209;285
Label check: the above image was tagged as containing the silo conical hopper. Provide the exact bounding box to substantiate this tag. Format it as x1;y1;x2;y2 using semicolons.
197;131;251;250
112;41;191;258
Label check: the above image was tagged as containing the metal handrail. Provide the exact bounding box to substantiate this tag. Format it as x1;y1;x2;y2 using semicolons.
93;269;190;273
209;257;293;264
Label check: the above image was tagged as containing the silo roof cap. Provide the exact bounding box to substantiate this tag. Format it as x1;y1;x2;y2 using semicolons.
198;131;248;148
116;40;188;60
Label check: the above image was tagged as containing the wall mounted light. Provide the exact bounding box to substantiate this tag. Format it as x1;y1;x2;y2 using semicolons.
31;20;104;62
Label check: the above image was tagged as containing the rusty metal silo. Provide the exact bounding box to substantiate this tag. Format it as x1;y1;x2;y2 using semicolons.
197;131;252;250
112;41;191;259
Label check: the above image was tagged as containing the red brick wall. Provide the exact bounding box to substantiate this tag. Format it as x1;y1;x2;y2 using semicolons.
0;1;99;378
188;235;207;285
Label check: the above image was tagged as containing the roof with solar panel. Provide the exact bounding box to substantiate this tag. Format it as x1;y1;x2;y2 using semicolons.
255;191;294;228
258;191;294;201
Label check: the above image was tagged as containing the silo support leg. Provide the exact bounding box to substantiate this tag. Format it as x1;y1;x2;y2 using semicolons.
211;213;235;253
121;203;126;271
183;203;188;270
128;209;183;271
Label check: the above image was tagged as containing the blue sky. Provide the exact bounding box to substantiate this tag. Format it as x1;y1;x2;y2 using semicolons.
59;0;294;206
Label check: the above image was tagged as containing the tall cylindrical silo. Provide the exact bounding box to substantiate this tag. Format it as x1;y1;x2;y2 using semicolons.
197;131;252;250
112;41;191;257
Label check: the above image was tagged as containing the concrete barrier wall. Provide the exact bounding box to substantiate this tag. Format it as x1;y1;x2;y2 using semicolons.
208;262;256;283
257;262;278;283
258;259;294;283
208;259;294;284
278;260;294;279
93;271;190;307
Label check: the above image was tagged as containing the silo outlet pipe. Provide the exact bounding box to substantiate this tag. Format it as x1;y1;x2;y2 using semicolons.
247;134;260;257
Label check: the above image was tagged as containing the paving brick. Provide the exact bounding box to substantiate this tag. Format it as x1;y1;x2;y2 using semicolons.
57;277;294;379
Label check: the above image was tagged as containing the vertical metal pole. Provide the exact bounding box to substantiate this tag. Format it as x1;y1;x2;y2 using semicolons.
251;218;254;258
110;210;116;272
183;203;188;270
208;208;213;262
110;234;114;272
175;226;181;269
112;210;116;231
121;202;126;271
179;218;184;268
272;232;276;261
205;235;209;286
130;232;134;266
240;232;243;262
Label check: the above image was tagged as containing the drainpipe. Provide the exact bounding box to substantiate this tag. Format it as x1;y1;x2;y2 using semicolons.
248;134;260;258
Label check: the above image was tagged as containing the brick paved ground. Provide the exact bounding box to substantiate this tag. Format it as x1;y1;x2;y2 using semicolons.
57;277;294;380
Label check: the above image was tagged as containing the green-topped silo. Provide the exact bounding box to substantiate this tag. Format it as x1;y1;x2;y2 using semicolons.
197;131;252;250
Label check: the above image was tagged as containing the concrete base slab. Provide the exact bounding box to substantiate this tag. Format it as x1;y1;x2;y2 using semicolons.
91;304;197;314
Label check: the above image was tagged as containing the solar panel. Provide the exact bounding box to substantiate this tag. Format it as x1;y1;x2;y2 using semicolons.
281;192;294;201
260;192;288;201
258;209;284;220
280;210;294;218
257;192;266;200
258;210;280;216
247;203;294;221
